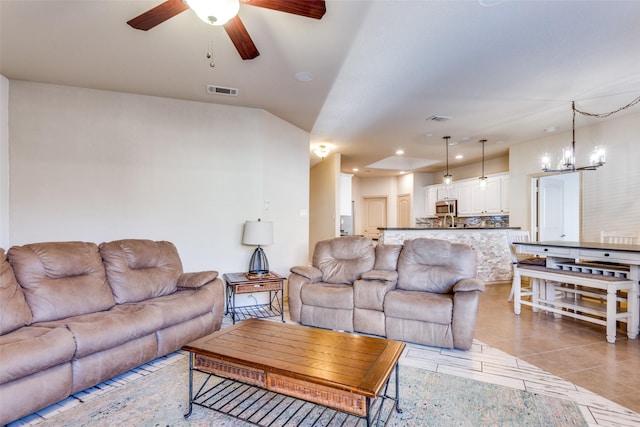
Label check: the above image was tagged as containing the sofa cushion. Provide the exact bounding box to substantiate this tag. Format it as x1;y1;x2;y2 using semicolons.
300;283;353;309
99;240;183;304
7;242;115;323
397;238;477;293
0;249;32;334
373;244;402;271
312;236;375;284
0;326;76;384
384;290;453;325
39;303;163;358
147;285;219;328
354;278;396;311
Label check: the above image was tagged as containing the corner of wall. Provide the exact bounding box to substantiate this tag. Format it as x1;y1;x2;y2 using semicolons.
0;75;9;248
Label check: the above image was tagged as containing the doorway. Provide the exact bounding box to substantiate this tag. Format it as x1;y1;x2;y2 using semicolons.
532;173;580;241
397;194;412;228
363;196;387;239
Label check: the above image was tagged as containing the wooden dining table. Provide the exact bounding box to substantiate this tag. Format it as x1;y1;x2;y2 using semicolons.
514;240;640;339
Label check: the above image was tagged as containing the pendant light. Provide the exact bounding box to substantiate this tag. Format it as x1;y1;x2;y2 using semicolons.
478;139;487;191
443;136;453;186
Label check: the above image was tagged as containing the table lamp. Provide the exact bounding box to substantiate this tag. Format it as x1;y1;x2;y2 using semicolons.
242;219;273;275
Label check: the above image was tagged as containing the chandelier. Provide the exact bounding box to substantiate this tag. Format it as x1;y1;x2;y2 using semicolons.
541;96;640;173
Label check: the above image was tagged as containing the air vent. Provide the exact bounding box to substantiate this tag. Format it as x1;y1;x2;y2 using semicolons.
207;85;239;96
425;115;452;122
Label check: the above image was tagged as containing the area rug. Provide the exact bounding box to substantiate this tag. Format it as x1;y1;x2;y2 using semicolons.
30;353;586;427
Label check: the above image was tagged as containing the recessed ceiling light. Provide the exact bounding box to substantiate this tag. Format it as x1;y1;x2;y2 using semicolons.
396;149;404;155
294;71;313;82
455;154;463;159
352;168;359;172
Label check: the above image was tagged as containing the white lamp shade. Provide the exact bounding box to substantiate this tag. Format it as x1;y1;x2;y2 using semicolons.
187;0;240;26
242;220;273;246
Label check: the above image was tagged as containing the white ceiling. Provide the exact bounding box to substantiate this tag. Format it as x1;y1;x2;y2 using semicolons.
2;0;640;177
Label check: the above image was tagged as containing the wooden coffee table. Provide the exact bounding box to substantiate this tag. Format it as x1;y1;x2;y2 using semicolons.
182;318;405;426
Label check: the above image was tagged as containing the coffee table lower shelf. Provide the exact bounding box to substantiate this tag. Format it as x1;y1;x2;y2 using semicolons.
184;354;401;426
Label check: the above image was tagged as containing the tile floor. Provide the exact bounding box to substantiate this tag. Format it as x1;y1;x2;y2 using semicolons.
475;282;640;415
8;282;640;426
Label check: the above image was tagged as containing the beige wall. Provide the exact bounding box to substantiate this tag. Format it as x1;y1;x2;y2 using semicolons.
309;152;340;259
508;111;640;241
4;80;310;275
0;76;8;249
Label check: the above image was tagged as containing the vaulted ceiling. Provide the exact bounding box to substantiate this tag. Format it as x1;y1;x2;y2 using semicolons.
2;0;639;177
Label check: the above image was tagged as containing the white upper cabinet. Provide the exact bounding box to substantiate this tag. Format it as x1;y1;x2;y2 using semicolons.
425;186;438;216
425;172;509;217
456;181;472;215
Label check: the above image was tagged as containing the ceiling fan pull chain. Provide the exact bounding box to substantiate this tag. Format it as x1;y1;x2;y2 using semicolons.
207;29;215;68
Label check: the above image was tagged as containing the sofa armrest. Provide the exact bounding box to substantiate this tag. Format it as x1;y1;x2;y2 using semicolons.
177;271;219;289
452;278;485;293
360;270;398;284
290;265;322;282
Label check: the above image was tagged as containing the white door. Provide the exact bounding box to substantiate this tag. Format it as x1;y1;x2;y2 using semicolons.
363;196;387;239
397;194;411;228
538;173;579;241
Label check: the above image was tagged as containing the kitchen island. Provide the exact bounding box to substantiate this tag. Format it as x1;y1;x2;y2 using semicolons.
378;227;520;284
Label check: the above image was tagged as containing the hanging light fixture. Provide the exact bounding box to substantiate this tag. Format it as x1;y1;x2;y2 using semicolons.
187;0;240;26
478;139;488;190
443;136;453;186
541;100;614;173
314;144;331;159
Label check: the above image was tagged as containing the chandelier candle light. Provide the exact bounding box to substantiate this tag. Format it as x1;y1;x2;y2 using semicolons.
242;219;273;275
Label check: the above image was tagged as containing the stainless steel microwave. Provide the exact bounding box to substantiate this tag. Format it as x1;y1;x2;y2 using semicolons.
435;200;457;217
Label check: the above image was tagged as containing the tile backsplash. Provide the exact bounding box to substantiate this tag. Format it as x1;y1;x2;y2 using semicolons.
415;215;509;228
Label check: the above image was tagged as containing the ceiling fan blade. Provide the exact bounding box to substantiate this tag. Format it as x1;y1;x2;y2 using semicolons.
241;0;326;20
224;16;260;60
127;0;190;31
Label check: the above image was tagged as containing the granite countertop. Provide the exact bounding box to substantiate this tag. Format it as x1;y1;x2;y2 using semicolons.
379;227;521;230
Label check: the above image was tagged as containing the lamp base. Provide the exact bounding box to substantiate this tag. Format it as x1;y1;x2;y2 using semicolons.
248;246;269;275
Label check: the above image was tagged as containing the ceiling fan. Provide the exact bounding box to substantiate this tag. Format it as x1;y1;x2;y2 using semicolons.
127;0;326;60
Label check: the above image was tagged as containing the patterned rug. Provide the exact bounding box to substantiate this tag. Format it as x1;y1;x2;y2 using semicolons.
29;352;586;427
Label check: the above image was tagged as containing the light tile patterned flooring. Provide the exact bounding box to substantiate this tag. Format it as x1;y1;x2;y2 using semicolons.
9;283;640;426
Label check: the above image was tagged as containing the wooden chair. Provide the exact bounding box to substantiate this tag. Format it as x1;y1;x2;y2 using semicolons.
600;231;640;245
507;230;532;301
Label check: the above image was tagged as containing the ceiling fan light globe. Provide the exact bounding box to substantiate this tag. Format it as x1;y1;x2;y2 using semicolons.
188;0;240;26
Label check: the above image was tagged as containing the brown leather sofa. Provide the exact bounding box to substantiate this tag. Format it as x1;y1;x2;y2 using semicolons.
288;236;485;350
0;239;224;425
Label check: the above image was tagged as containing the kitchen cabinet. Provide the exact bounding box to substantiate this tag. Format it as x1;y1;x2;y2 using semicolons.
424;172;509;217
501;175;510;213
456;181;472;215
470;176;501;214
425;186;438;216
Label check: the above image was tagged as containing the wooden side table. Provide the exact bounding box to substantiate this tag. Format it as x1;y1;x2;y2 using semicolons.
223;272;285;324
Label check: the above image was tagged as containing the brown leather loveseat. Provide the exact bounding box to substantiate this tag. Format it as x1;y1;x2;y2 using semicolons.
0;239;224;425
288;236;484;350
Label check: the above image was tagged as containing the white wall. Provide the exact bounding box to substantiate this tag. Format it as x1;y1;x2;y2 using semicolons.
509;111;640;241
6;80;309;275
